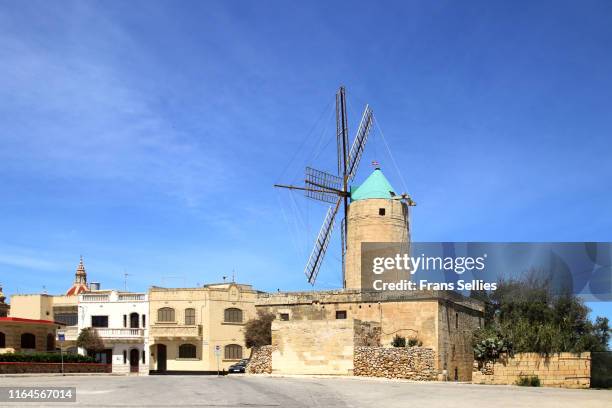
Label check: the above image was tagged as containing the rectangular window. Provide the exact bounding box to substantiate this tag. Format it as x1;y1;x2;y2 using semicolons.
142;314;146;328
91;316;109;328
455;312;459;329
379;208;386;216
280;313;289;321
142;350;146;364
185;308;196;325
123;315;127;328
336;310;347;319
55;313;78;326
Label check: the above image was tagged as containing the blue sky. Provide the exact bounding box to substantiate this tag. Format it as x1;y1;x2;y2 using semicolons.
0;1;611;322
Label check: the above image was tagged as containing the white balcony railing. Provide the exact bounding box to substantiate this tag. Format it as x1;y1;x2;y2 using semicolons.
95;328;144;338
118;294;145;301
81;294;109;302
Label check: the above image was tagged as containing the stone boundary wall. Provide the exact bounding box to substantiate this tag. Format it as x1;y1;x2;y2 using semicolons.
354;347;437;380
0;362;111;374
246;346;276;374
472;352;591;388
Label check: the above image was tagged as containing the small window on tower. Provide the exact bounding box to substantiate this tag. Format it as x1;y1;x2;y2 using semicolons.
379;208;386;216
280;313;289;321
336;310;347;319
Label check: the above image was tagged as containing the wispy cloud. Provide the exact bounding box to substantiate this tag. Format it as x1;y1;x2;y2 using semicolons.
0;2;232;208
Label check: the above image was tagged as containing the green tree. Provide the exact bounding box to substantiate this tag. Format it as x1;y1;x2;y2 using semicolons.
471;274;609;358
76;328;104;353
244;311;275;348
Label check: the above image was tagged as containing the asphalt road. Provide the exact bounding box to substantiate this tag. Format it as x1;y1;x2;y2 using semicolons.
0;374;610;407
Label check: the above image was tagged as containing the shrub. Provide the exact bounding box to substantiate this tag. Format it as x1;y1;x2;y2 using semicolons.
473;331;513;362
244;311;275;348
76;328;104;352
391;335;406;347
0;352;96;363
516;375;541;387
407;337;422;347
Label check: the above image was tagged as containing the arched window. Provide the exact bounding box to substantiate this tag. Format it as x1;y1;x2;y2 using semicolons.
224;308;243;323
130;312;139;328
0;332;5;348
179;344;197;359
21;333;36;349
157;308;175;322
46;333;55;351
184;308;196;325
224;344;242;360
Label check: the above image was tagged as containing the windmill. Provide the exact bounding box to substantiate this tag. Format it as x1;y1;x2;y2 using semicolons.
274;86;374;285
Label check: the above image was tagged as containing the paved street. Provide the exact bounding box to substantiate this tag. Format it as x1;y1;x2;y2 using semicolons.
0;374;610;407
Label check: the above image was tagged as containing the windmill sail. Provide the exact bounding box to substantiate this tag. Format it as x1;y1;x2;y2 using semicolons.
304;198;341;285
347;105;373;182
305;166;343;203
275;86;374;286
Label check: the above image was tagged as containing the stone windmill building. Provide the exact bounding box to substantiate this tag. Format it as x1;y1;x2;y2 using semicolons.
258;87;483;381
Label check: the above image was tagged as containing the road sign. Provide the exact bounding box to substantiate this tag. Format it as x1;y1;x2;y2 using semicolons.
214;345;221;376
57;332;65;343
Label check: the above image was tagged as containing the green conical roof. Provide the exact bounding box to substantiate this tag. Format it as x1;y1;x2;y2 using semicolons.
350;168;396;200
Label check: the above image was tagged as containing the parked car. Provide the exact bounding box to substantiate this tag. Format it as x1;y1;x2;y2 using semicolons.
228;359;249;373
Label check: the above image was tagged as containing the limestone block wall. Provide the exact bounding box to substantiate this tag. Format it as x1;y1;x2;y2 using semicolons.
472;353;591;388
354;346;437;380
436;301;482;381
271;319;355;375
246;345;276;374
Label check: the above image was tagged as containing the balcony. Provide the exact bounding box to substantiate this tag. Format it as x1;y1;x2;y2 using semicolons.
81;294;110;302
118;294;145;301
95;328;145;340
151;324;202;340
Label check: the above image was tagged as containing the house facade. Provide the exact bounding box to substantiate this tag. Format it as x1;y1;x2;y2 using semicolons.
148;283;258;374
78;291;149;375
0;317;63;353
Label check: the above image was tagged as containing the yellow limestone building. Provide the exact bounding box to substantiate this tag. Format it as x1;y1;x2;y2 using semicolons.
256;168;484;381
148;282;259;374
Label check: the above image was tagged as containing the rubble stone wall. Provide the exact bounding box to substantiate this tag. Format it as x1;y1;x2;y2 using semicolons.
354;346;437;380
246;346;276;374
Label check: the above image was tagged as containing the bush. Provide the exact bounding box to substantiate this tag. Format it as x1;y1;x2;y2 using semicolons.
244;311;275;348
76;328;104;352
407;337;422;347
516;375;541;387
473;330;513;362
391;335;406;347
0;352;96;363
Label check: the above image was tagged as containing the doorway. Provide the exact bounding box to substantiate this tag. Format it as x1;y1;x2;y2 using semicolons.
130;349;139;373
156;344;167;373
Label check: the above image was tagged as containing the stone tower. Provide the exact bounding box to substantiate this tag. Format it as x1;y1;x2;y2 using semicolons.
344;168;410;289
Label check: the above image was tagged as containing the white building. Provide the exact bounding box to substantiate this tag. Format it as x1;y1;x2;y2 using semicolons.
78;290;149;375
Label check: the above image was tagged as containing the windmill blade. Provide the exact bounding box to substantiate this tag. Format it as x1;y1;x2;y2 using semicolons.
305;166;343;203
336;87;349;176
347;105;374;181
304;198;341;285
